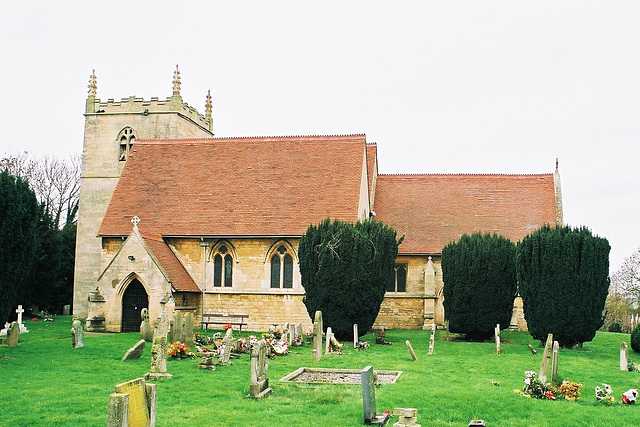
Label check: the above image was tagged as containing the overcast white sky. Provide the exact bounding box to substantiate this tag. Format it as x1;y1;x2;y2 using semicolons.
1;1;638;272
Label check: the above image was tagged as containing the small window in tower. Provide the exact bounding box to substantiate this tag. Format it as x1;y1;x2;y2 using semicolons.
117;127;137;162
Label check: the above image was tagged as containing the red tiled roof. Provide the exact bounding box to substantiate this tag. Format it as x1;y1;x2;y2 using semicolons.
374;174;558;255
142;235;200;292
99;135;368;238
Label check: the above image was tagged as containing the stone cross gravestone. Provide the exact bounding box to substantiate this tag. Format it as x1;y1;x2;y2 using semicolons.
6;322;20;348
122;339;146;361
140;308;152;342
550;341;559;385
71;319;85;349
145;312;172;380
495;324;501;354
621;342;629;371
538;333;554;383
361;365;390;425
15;305;28;333
247;339;272;399
312;311;323;362
108;377;157;427
406;340;417;361
353;324;359;348
393;407;420;427
428;324;436;355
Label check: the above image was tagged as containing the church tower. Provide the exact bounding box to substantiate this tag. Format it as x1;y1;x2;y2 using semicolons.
73;67;214;319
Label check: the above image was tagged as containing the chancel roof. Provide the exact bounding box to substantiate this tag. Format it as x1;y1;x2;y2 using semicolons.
99;135;369;238
374;173;558;255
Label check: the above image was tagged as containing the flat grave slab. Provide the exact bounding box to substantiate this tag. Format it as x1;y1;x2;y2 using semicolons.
280;367;402;385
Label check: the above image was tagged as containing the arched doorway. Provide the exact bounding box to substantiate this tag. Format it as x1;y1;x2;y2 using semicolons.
121;279;148;332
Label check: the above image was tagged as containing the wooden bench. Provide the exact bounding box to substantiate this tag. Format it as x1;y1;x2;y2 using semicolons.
201;313;249;332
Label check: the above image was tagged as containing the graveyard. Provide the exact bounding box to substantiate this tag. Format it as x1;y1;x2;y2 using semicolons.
2;316;640;426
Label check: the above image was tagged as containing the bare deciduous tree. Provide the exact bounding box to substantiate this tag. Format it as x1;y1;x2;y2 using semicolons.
1;152;81;228
612;247;640;306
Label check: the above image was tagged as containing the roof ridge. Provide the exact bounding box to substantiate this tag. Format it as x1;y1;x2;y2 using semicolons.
136;134;366;144
378;172;554;177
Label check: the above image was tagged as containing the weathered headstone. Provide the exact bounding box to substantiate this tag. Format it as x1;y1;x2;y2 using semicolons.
312;310;323;362
495;324;501;355
6;322;19;347
294;323;303;346
621;342;629;371
86;287;107;332
62;304;71;316
406;340;417;361
197;355;217;371
393;408;420;427
218;328;234;366
122;339;146;361
283;322;289;342
15;305;28;333
428;324;436;355
538;333;553;383
140;308;152;342
145;312;172;380
353;324;359;348
71;319;85;349
550;341;559;385
108;377;157;427
247;339;272;399
325;326;333;354
361;365;390;425
170;312;183;344
527;344;538;355
183;312;194;348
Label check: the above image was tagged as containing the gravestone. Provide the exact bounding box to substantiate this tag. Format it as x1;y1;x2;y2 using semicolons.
170;312;183;344
621;342;629;371
71;319;85;349
406;340;417;361
538;333;553;383
361;365;390;425
353;324;359;348
218;328;234;366
108;377;157;427
527;344;538;355
495;324;501;354
63;304;71;316
550;341;559;385
86;287;107;332
312;311;323;362
393;408;420;427
6;322;20;347
0;322;9;340
122;340;146;361
283;322;289;342
183;312;194;347
145;312;172;380
198;355;217;371
428;324;436;355
294;323;303;346
325;327;333;354
247;339;272;399
15;305;29;333
140;308;152;342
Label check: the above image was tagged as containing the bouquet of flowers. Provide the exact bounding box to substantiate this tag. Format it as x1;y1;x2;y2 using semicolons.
168;341;194;359
595;383;615;404
556;380;582;401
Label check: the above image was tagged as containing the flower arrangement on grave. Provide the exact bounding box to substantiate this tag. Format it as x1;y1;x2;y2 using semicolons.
375;328;391;345
168;341;194;359
516;370;554;399
222;323;233;331
234;338;249;354
556;380;582;401
621;389;638;404
329;336;343;353
259;331;289;356
356;341;370;351
194;333;214;347
627;360;640;373
595;383;615;405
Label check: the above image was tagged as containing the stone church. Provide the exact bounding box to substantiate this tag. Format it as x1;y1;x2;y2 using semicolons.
73;67;562;333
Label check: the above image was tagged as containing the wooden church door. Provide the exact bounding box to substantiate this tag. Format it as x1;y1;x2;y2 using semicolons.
121;279;148;332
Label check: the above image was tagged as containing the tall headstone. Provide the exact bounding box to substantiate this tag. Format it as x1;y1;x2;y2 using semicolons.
6;322;19;348
538;333;553;383
550;341;559;385
183;312;194;348
292;323;303;346
312;311;323;362
361;366;390;425
353;324;359;348
495;324;501;355
62;304;71;316
170;312;183;344
325;327;333;354
247;339;272;398
218;328;234;366
621;342;629;371
140;308;152;342
406;340;417;361
15;305;28;333
282;322;289;342
145;312;172;380
108;377;157;427
428;324;436;355
71;319;85;349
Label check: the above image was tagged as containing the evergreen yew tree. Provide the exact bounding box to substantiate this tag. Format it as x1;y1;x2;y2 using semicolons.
299;218;399;340
442;232;517;340
0;171;39;325
517;225;610;348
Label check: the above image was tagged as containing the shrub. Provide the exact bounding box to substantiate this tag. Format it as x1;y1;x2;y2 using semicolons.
608;321;623;333
442;232;516;340
631;324;640;353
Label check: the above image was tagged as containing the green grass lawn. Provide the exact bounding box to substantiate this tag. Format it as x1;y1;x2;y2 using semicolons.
2;317;640;426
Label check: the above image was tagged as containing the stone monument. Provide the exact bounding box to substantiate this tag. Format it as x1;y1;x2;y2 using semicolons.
140;308;152;342
71;319;85;349
145;312;172;380
108;377;157;427
312;310;323;362
247;339;272;399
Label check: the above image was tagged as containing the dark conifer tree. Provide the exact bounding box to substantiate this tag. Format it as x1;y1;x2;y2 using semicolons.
299;218;399;340
442;232;517;340
517;225;610;347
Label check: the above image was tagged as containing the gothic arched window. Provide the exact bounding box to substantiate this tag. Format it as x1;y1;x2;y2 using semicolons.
270;245;294;289
213;244;233;287
118;127;136;162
